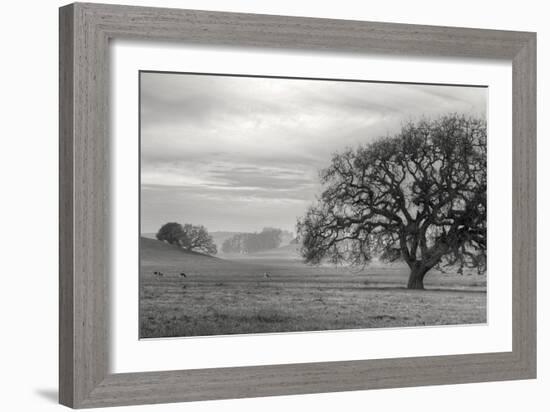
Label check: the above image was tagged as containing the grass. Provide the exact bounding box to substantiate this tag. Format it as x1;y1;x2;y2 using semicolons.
139;237;486;338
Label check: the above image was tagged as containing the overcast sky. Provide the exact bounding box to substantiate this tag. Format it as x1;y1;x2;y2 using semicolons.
140;72;486;234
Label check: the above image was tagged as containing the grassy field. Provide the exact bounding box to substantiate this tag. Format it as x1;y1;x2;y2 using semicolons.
139;237;486;338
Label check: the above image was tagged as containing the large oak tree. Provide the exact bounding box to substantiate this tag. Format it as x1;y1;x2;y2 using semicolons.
297;115;487;289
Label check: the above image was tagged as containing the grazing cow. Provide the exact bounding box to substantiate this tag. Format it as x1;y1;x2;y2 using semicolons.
180;272;187;278
155;271;164;277
263;272;271;279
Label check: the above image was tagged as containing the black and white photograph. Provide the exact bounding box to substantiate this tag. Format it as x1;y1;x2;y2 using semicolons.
1;0;544;410
139;72;488;339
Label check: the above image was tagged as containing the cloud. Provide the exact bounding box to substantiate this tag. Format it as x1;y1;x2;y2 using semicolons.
140;72;486;233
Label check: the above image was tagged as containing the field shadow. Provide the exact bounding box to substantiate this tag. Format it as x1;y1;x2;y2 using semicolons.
360;285;486;293
425;287;486;293
35;389;58;403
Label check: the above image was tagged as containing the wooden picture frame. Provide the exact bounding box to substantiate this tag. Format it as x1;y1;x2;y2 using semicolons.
59;2;536;408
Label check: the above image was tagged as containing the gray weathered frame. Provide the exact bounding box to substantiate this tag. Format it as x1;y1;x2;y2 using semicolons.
59;2;536;408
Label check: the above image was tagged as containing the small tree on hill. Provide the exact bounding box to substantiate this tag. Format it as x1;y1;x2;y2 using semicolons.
297;115;487;289
156;222;184;245
179;224;217;255
156;222;217;255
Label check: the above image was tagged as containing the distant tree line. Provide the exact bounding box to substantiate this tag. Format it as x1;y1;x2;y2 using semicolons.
279;230;296;245
221;228;283;254
156;222;217;255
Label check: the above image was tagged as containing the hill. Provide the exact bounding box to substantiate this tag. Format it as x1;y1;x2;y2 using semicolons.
141;232;157;239
140;237;218;269
140;237;269;276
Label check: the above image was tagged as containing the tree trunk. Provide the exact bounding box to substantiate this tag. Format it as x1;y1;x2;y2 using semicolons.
407;265;428;290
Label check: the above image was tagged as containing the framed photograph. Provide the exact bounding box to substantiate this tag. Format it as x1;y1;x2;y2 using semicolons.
59;2;536;408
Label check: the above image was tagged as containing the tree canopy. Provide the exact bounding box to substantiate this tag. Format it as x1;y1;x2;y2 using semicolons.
156;222;217;255
297;115;487;289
